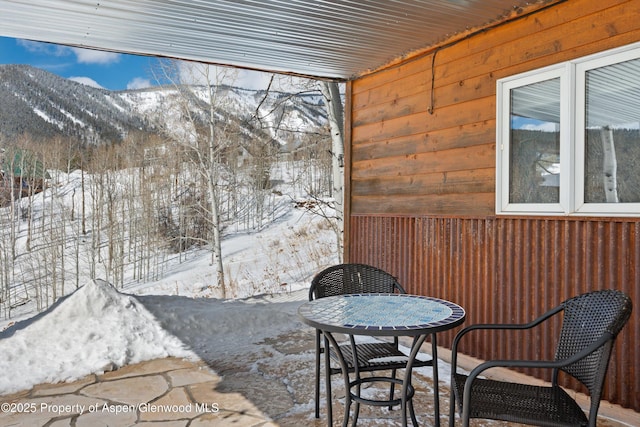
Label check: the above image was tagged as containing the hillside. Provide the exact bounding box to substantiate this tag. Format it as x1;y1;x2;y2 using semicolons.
0;65;337;329
0;64;327;146
0;64;153;143
0;63;341;411
0;161;338;327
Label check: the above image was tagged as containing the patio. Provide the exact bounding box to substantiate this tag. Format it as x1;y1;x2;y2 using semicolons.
1;0;638;415
0;291;636;427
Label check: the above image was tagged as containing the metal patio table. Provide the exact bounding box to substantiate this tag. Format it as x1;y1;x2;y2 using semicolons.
298;293;465;427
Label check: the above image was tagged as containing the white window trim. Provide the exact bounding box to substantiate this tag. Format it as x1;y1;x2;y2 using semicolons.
496;65;570;214
574;46;640;216
496;42;640;217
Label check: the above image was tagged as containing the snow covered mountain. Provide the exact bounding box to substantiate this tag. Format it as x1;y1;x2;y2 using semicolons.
0;64;327;146
0;64;152;143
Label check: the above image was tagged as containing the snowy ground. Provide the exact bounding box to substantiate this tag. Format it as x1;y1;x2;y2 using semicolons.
0;276;462;426
0;198;339;396
0;277;316;396
0;160;456;423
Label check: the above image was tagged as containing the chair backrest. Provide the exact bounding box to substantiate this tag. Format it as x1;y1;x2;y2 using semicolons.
555;289;632;405
309;263;405;301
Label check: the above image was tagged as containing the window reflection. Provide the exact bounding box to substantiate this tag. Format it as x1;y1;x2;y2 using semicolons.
509;78;561;204
584;58;640;203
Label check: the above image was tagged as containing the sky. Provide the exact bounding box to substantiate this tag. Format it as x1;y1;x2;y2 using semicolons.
0;36;279;91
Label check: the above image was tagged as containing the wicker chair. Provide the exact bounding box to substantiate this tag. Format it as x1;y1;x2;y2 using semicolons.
449;289;632;427
309;263;433;425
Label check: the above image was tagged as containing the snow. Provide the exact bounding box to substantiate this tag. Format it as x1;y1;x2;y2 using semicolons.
60;107;85;127
0;165;338;395
33;107;63;129
0;276;314;395
0;208;334;396
0;277;458;402
68;76;104;89
0;279;195;394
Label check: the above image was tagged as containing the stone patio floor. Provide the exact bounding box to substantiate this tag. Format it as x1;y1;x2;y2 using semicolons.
1;326;638;427
1;286;637;427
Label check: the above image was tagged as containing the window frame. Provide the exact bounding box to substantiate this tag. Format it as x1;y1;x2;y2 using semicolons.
496;42;640;217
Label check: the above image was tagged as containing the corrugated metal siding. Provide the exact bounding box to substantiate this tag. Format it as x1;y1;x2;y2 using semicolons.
349;214;639;411
0;0;559;80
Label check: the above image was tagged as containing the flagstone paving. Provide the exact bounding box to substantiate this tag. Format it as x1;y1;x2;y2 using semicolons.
0;357;275;427
1;329;637;426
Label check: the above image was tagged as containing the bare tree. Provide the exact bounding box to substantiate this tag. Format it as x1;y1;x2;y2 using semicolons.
153;61;241;297
248;76;343;258
319;81;345;260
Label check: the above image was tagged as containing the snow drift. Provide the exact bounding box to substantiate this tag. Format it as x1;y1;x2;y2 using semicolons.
0;279;195;395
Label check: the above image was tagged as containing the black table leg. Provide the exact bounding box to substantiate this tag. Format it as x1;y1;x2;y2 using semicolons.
431;333;440;427
403;334;428;427
323;334;333;427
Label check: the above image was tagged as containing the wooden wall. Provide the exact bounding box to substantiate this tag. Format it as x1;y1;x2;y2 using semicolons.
349;0;640;217
346;0;640;412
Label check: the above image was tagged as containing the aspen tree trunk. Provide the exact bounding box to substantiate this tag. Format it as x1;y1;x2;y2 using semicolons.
24;156;34;252
81;166;87;235
600;126;619;203
73;192;81;289
207;92;226;296
8;152;17;261
320;81;345;261
49;171;58;303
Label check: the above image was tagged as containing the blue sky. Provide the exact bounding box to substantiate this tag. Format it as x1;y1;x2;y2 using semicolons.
0;36;287;92
0;36;159;91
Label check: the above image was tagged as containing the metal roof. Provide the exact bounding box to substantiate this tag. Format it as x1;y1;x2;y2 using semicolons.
0;0;555;81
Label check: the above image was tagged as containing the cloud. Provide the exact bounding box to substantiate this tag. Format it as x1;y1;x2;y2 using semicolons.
127;77;152;90
521;123;558;132
235;69;317;92
234;69;314;91
68;76;104;89
176;62;238;86
17;39;70;57
176;61;313;91
71;47;120;65
235;70;274;90
17;39;120;65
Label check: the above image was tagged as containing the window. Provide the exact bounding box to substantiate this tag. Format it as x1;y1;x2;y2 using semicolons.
496;43;640;216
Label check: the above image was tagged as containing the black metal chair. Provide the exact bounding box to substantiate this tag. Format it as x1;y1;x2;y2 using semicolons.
449;289;632;427
309;263;433;425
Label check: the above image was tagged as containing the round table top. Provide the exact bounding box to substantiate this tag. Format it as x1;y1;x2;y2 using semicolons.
298;293;465;336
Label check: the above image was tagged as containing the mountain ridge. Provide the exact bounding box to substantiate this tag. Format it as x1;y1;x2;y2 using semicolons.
0;64;327;146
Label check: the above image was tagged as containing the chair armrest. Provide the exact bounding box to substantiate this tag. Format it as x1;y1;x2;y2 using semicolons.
450;305;563;371
463;332;613;391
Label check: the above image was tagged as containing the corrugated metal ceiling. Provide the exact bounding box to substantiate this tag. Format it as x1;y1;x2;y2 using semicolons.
0;0;555;80
511;57;640;128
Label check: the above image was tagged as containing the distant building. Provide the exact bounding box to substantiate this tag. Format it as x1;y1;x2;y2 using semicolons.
0;148;50;205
